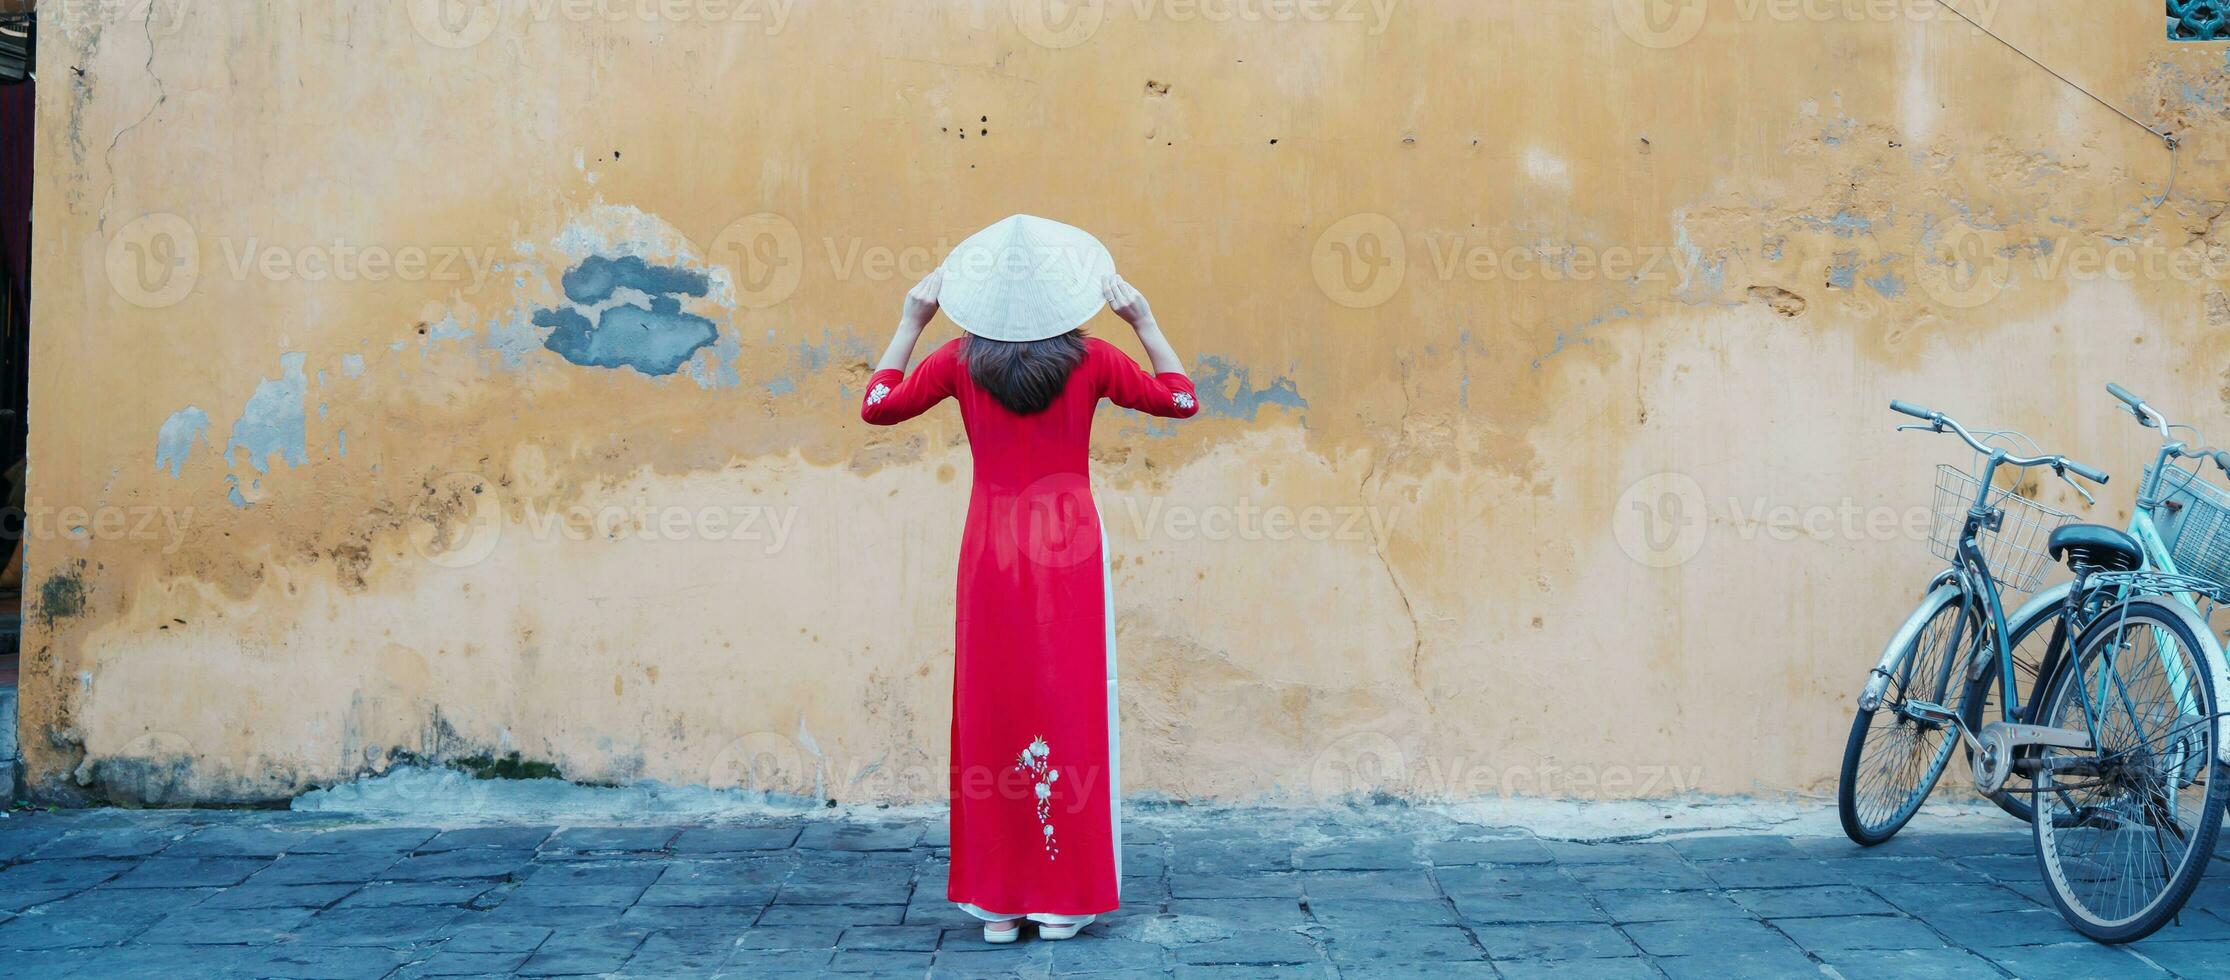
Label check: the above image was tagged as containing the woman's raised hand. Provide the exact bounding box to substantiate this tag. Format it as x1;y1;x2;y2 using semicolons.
1102;274;1154;329
901;269;944;330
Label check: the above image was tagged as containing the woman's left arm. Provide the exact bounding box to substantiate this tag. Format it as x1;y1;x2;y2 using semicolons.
861;271;957;425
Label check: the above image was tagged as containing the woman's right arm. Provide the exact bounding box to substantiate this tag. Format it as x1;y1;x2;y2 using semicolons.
1106;275;1187;375
1099;275;1200;419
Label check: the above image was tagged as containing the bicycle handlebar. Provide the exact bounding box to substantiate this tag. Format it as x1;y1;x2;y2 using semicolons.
2106;381;2171;436
2063;458;2110;485
1890;399;2109;485
2108;382;2145;412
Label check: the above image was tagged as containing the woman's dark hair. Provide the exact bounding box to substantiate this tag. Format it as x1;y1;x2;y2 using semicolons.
964;330;1088;415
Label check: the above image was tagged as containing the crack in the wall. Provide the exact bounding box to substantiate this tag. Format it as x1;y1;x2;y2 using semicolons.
96;1;170;233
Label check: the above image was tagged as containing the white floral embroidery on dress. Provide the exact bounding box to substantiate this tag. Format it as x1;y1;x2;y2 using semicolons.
866;382;891;407
1016;736;1059;859
1172;391;1195;411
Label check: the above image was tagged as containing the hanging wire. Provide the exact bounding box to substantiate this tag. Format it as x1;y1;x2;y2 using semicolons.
1932;0;2180;150
1930;1;2181;220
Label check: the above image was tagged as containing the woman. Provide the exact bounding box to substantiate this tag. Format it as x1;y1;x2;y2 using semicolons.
859;214;1198;943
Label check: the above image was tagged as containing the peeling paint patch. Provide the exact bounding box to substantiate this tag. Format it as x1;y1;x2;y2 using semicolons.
1800;210;1874;237
425;315;474;346
533;296;719;376
1827;251;1859;289
224;353;309;475
340;353;365;378
1532;307;1639;368
154;406;210;478
769;331;873;396
561;255;710;304
1189;355;1307;420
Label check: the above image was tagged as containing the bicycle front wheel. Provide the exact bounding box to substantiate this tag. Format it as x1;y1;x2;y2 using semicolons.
2032;599;2228;943
1839;587;1971;845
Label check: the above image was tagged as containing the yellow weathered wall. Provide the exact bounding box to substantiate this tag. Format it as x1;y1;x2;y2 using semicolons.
21;0;2230;804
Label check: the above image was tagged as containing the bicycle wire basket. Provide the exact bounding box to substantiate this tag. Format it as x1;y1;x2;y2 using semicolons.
1929;462;2076;593
2145;462;2230;591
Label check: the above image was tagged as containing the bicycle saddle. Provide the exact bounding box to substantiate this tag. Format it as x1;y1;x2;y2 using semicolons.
2048;523;2143;572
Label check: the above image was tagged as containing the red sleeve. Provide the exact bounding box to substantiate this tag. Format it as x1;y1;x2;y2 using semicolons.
1094;338;1200;420
860;339;960;425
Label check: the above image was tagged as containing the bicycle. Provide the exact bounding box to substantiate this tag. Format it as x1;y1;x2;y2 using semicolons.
1836;398;2230;943
1964;384;2230;826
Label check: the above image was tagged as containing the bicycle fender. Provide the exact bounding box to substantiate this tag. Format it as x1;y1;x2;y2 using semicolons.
2099;597;2230;766
1970;581;2075;682
1860;584;1963;712
1925;567;1959;598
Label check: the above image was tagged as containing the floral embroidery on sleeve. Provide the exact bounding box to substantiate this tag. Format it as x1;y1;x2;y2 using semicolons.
1017;737;1059;859
866;382;891;407
1172;391;1195;411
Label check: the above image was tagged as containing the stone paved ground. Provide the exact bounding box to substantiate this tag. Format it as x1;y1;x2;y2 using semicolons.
2;804;2230;978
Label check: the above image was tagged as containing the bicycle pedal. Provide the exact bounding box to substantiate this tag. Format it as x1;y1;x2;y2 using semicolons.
1903;700;1958;725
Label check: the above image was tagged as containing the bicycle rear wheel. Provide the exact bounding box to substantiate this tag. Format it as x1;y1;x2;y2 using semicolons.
1839;588;1971;845
2032;599;2227;943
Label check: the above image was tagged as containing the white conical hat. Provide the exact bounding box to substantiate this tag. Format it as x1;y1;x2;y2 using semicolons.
938;214;1115;342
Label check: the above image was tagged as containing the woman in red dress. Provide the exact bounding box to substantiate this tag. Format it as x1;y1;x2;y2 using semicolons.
859;215;1198;943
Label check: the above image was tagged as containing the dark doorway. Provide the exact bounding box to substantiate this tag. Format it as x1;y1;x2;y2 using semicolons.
0;6;32;695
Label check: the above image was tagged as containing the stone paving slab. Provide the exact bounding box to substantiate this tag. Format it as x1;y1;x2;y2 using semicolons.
1;805;2229;976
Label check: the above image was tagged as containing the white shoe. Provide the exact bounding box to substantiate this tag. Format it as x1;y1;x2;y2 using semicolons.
1029;914;1095;940
983;920;1023;944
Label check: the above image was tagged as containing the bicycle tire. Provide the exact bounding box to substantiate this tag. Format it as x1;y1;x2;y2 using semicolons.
2031;598;2228;943
1839;587;1970;845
